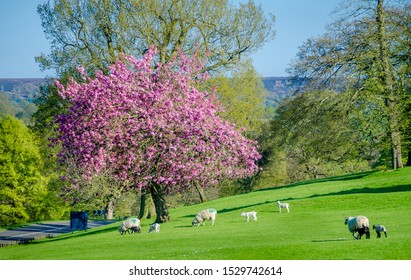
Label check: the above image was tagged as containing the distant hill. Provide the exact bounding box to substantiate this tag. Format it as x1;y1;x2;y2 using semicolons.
262;77;300;107
0;77;301;105
0;78;45;102
0;78;45;90
0;78;45;124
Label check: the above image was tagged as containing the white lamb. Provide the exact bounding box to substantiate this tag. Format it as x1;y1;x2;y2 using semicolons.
148;223;160;233
192;208;217;226
372;224;387;238
345;216;370;239
277;201;290;213
241;211;257;222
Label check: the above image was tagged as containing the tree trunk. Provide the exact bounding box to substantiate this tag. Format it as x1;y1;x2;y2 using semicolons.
106;200;114;220
149;183;170;223
194;181;207;203
138;191;156;220
406;151;411;166
377;0;403;170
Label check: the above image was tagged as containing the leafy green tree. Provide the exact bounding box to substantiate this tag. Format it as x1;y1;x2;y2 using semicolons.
269;90;382;181
0;93;15;118
35;0;275;207
202;61;268;139
0;92;37;125
0;117;47;226
199;62;270;194
53;49;261;222
288;0;410;169
390;2;411;166
37;0;275;76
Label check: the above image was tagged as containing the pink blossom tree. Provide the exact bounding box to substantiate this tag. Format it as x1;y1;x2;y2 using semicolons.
53;47;261;223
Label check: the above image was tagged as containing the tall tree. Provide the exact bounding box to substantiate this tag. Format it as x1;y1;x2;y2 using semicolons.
53;48;261;223
202;61;268;140
35;0;274;210
376;0;403;169
288;0;410;169
391;2;411;166
269;90;382;181
0;117;47;226
37;0;275;76
199;61;268;194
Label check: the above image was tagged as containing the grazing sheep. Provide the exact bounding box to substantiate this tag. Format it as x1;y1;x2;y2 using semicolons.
148;223;160;233
119;217;141;235
372;224;387;238
277;201;290;213
345;216;370;239
241;211;257;222
130;226;141;233
192;208;217;226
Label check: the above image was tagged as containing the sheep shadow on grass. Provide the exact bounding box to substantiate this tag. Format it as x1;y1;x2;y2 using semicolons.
311;238;349;243
174;225;193;228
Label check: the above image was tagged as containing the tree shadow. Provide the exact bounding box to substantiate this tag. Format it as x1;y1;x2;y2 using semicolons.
12;224;120;246
5;224;72;234
178;200;281;220
256;170;377;192
215;200;278;215
307;184;411;199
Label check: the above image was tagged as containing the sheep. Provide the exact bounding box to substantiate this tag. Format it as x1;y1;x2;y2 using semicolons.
372;224;387;238
241;211;257;222
345;216;370;239
277;200;290;213
130;226;141;233
192;208;217;226
119;217;141;235
148;223;160;233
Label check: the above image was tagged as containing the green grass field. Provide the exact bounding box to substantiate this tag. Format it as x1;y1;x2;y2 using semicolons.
1;168;411;260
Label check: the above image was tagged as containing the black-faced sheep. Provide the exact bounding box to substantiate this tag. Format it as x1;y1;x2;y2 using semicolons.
119;217;141;235
345;216;370;239
277;201;289;213
192;208;217;226
130;226;141;233
372;224;387;238
241;211;257;222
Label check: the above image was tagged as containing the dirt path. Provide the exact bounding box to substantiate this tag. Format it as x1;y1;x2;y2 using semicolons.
0;220;116;247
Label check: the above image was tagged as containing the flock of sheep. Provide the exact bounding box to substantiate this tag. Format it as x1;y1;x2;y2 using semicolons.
118;200;387;240
345;215;387;239
118;217;160;235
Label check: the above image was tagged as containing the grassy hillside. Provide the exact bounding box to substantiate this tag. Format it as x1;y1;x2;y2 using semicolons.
1;168;410;260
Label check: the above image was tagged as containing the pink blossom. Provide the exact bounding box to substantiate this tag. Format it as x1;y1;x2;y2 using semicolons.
53;46;261;194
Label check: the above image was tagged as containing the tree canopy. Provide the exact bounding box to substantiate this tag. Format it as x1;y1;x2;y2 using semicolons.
0;117;47;226
288;0;411;169
37;0;275;76
53;47;261;222
201;61;268;140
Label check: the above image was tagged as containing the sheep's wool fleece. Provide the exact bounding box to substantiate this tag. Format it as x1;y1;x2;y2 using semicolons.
347;216;369;232
194;208;217;222
119;218;140;232
149;223;160;233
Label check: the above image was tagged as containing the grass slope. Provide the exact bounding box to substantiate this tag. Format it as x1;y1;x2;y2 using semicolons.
1;168;411;260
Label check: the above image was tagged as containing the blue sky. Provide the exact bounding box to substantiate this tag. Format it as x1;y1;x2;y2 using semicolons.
0;0;341;78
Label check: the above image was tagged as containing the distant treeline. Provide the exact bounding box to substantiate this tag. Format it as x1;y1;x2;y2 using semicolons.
0;77;297;124
0;78;45;124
